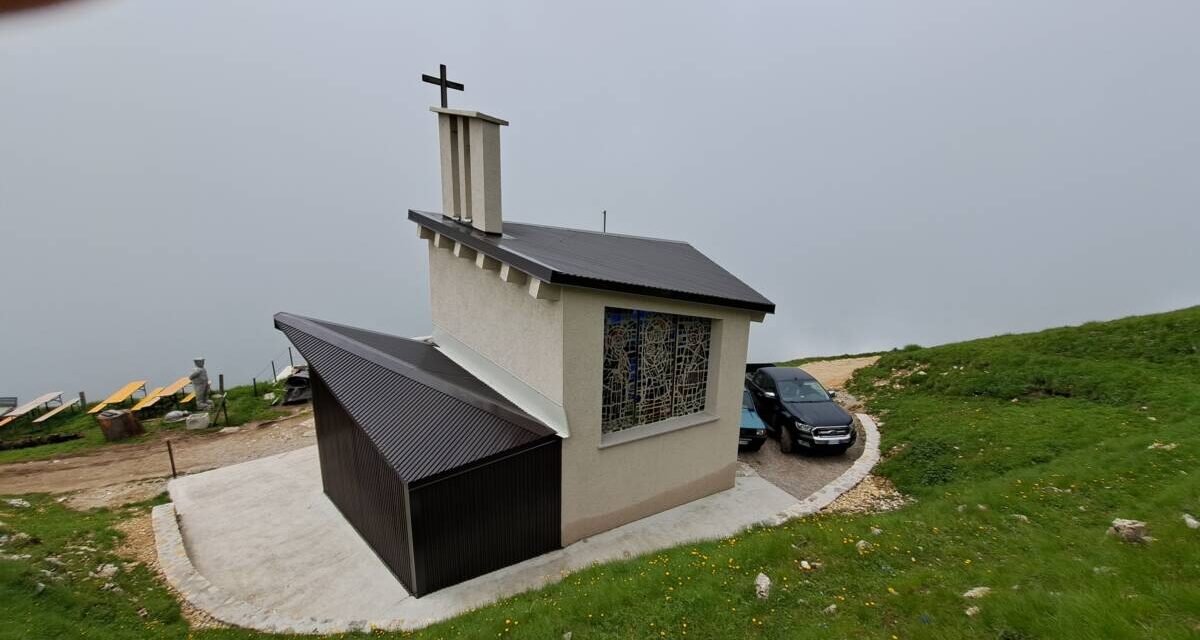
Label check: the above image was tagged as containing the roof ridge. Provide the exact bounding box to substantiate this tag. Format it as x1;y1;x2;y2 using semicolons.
504;219;691;245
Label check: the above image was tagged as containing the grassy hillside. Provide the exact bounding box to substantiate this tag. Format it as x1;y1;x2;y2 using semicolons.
1;307;1197;639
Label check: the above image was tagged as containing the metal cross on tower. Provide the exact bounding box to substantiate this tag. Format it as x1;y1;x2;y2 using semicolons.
421;64;464;109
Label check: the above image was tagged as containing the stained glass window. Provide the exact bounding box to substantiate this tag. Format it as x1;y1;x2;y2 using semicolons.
601;307;712;434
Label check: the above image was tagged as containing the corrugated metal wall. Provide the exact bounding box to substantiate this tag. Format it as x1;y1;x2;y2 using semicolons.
311;372;417;591
312;370;563;597
409;437;562;595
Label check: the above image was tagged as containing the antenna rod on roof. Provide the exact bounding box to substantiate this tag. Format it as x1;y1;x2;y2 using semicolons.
602;210;607;234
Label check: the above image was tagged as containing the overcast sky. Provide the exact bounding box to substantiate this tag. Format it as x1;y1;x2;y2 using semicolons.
2;1;1197;402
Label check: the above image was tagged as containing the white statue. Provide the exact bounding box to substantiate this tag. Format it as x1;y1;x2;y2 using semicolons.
189;357;213;410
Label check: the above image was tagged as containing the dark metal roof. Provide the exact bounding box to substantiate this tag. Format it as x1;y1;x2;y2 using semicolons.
274;312;556;484
409;210;775;314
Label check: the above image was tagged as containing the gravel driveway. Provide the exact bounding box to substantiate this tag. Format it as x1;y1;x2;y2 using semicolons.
738;421;866;500
737;356;877;500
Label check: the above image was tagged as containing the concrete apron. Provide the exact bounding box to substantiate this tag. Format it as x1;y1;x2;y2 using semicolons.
154;414;882;634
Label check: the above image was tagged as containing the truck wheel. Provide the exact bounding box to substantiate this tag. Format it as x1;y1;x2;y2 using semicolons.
779;427;794;454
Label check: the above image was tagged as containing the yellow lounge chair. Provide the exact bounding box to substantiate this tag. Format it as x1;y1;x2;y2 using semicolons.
88;380;148;414
32;398;81;424
160;377;191;397
129;387;166;412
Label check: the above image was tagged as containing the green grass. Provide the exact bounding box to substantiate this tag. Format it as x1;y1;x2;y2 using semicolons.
0;383;288;465
220;382;289;427
0;493;192;640
2;307;1198;638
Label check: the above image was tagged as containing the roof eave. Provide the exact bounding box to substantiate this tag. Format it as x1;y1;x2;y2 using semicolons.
408;210;776;315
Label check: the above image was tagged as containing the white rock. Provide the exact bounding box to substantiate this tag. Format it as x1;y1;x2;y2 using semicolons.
4;498;31;509
823;604;837;615
870;527;883;536
800;560;812;571
1012;514;1030;523
1184;514;1199;530
185;413;210;430
965;606;981;617
754;572;771;599
219;427;241;434
963;586;991;599
92;563;118;579
855;539;872;553
1108;519;1150;543
9;532;35;547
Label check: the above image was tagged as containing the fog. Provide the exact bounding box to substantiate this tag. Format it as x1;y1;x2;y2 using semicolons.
2;1;1197;402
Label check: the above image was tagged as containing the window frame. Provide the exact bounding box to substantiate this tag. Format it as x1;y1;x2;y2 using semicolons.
599;306;717;445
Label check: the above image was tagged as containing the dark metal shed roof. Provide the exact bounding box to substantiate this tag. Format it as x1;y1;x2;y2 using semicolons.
409;210;776;314
274;312;556;484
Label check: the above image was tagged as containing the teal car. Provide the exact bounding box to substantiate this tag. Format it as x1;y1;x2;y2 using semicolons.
739;389;768;450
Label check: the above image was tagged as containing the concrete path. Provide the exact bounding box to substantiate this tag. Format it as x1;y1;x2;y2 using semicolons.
168;447;412;623
157;414;882;633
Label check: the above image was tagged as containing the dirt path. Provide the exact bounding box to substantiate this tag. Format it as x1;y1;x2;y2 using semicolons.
0;409;316;498
799;355;880;390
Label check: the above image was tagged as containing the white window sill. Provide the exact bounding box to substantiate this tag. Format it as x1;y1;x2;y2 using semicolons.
598;412;719;449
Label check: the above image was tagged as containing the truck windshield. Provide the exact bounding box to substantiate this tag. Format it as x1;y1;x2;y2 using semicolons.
776;379;831;403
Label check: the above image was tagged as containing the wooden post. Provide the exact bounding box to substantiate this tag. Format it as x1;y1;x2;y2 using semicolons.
218;374;225;395
78;391;87;410
252;378;258;396
288;347;294;367
166;441;177;478
270;360;277;381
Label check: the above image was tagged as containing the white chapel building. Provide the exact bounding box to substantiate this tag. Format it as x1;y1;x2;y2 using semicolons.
275;79;774;597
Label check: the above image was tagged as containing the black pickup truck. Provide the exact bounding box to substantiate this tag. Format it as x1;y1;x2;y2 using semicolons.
744;364;856;454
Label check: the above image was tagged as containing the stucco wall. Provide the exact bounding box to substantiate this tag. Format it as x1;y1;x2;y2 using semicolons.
427;243;564;404
427;240;756;546
559;289;753;544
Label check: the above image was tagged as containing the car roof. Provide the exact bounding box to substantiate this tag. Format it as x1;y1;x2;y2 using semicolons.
758;366;817;381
